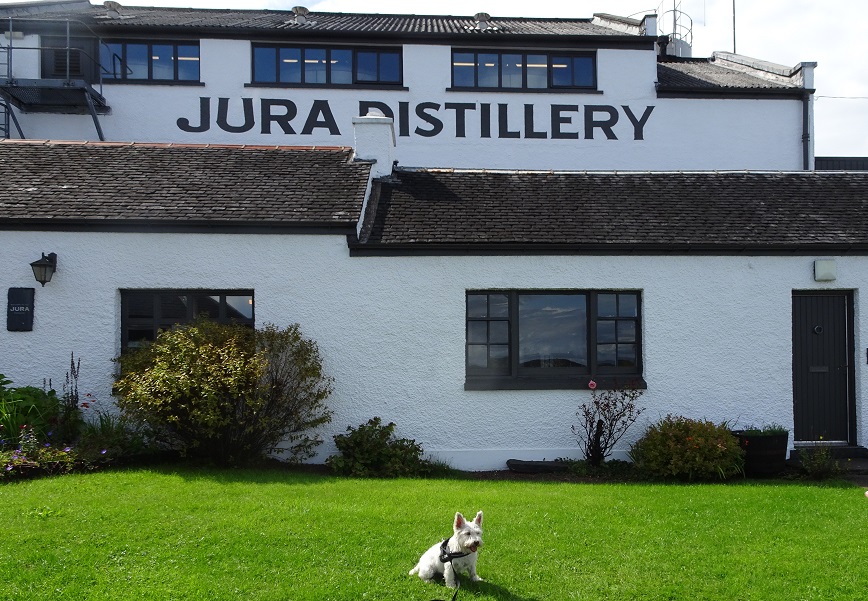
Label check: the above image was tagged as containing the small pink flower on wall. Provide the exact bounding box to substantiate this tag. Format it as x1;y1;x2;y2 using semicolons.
588;380;597;390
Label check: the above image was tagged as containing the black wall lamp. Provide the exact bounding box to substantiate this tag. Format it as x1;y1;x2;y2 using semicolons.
30;252;57;286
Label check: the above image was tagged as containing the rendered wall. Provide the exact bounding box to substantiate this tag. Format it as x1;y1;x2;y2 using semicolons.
11;37;805;170
1;231;863;469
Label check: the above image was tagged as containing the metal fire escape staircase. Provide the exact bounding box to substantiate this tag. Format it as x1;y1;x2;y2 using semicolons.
0;18;110;140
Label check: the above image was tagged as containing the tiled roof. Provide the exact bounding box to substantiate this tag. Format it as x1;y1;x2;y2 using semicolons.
657;58;801;94
0;140;370;230
355;169;868;253
7;3;634;39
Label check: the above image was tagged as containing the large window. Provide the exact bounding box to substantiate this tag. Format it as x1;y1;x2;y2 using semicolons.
466;290;641;389
251;44;402;86
121;289;254;350
101;41;200;82
452;50;595;90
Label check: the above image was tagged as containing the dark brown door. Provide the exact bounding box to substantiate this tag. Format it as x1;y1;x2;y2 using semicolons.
792;292;854;443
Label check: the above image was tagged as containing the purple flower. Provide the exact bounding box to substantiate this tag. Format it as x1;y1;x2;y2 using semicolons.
63;447;72;453
100;449;107;455
5;465;11;471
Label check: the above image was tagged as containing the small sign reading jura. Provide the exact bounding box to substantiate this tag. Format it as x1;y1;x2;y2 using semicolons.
7;288;35;331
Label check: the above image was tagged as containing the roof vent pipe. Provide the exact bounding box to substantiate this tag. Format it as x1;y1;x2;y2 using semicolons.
656;35;670;56
292;6;310;25
474;12;491;31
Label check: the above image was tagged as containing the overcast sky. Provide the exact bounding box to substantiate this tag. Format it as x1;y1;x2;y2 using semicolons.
14;0;868;156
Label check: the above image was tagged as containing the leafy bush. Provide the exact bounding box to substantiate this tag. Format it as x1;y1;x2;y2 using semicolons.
572;380;645;466
327;417;448;478
0;374;60;444
630;415;745;481
798;440;844;480
113;320;333;465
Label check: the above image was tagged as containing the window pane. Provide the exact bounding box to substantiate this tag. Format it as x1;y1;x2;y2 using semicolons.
192;294;219;319
526;54;547;88
467;321;487;344
304;48;327;83
226;295;254;320
478;53;499;88
489;345;509;370
572;55;595;87
467;345;487;369
617;320;636;343
160;294;188;319
551;55;571;87
151;44;174;80
453;52;475;87
127;328;154;348
597;343;617;367
489;294;508;318
126;293;153;318
379;51;400;83
101;42;123;78
125;43;148;79
356;51;377;82
597;320;616;344
618;344;637;367
253;46;277;82
490;320;509;344
279;47;301;83
501;53;522;88
467;294;488;318
598;294;617;317
518;294;586;368
176;44;199;81
330;49;352;84
619;294;638;317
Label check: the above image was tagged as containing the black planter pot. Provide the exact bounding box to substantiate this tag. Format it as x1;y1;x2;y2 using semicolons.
732;431;789;477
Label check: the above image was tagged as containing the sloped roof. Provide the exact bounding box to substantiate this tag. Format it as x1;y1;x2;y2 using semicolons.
0;140;371;232
656;57;804;97
353;169;868;254
6;3;638;41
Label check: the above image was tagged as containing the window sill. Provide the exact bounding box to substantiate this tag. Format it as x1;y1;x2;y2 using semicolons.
245;82;408;91
465;375;646;391
447;86;603;94
103;80;205;86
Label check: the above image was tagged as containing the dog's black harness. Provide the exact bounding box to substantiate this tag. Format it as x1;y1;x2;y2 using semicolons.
429;537;470;601
438;538;470;564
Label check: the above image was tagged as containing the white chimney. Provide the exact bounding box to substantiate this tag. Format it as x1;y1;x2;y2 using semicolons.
641;14;657;36
352;109;396;179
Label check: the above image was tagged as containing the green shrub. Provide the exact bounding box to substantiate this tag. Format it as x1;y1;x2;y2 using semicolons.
113;320;333;465
0;374;60;445
798;442;843;480
327;417;448;478
630;415;745;481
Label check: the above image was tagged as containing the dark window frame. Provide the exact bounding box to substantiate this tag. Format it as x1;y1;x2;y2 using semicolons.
450;49;597;91
120;289;254;351
102;40;201;83
465;289;643;390
250;43;403;87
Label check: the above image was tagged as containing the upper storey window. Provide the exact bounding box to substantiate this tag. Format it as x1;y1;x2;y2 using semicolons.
451;50;596;91
101;41;200;82
251;45;402;87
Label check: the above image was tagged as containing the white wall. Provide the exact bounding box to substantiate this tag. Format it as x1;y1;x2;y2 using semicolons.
10;38;806;170
1;231;863;469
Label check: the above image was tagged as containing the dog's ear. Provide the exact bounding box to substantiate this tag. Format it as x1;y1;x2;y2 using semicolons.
474;511;483;526
454;512;466;529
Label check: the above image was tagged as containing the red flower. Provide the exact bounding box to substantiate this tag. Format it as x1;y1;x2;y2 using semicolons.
588;380;598;390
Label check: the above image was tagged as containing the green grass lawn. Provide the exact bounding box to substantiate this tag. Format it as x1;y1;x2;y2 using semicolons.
0;467;865;600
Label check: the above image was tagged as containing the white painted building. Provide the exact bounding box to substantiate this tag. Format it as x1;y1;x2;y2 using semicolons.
1;1;864;469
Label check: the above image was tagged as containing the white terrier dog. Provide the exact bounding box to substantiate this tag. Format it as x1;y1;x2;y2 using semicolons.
409;511;484;589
